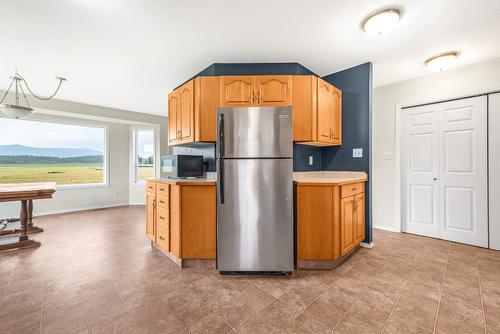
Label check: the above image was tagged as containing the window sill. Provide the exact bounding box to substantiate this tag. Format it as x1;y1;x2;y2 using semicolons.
56;183;108;190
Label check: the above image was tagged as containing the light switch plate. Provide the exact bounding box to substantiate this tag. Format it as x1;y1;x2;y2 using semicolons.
383;151;393;160
353;148;363;158
308;156;314;165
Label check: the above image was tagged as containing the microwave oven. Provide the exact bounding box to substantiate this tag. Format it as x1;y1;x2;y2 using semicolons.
160;155;204;179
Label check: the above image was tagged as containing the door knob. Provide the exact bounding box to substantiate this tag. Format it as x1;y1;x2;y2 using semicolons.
433;178;438;181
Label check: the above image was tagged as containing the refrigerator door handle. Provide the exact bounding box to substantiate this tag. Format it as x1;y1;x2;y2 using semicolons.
219;159;224;204
219;113;225;159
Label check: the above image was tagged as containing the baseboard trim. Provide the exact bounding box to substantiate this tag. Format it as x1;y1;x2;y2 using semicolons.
373;225;401;233
35;203;133;218
360;241;375;248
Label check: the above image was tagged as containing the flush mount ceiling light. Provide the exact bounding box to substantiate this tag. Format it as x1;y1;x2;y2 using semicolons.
425;51;459;71
0;72;66;119
362;8;402;36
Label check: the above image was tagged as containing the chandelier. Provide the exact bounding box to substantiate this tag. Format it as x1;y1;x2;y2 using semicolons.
0;72;66;119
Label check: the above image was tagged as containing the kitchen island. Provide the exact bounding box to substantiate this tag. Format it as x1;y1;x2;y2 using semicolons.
145;171;367;269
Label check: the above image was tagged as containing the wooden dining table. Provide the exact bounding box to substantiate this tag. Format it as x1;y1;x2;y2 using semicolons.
0;182;56;251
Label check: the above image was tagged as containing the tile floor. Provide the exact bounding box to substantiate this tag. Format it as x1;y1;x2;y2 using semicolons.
1;206;499;334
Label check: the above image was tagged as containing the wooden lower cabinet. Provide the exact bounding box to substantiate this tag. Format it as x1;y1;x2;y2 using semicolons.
145;180;216;262
296;181;366;262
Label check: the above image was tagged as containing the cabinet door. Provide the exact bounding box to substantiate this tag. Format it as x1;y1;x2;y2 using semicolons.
355;193;366;243
179;80;194;142
292;75;317;141
194;76;220;142
297;185;334;260
220;76;255;106
340;196;356;256
331;88;342;145
146;192;155;240
317;78;334;143
168;91;179;145
255;75;291;106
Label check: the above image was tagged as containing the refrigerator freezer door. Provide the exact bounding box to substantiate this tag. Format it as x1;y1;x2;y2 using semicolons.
217;158;293;272
217;107;292;159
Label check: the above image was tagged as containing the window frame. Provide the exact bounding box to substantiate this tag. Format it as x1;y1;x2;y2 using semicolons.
0;116;109;189
131;126;156;184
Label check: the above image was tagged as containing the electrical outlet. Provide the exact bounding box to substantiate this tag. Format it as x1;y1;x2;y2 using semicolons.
308;156;314;166
383;152;393;160
353;148;363;158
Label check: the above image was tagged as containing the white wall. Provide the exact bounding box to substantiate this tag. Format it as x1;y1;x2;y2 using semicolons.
373;57;500;232
0;92;167;217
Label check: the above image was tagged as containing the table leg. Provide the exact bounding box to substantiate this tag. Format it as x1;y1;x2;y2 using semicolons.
26;199;44;233
20;200;28;241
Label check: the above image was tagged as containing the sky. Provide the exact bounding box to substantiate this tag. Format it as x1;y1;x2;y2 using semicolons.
136;130;154;159
0;117;105;151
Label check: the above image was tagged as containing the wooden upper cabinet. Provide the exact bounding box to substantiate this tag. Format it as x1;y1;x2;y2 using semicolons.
220;76;254;107
168;77;220;146
255;76;291;106
178;80;194;142
168;91;179;145
317;78;334;144
292;76;317;142
331;86;342;145
340;196;356;256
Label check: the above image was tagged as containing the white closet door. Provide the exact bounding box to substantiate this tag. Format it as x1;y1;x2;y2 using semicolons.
403;104;440;238
403;96;488;247
439;96;488;247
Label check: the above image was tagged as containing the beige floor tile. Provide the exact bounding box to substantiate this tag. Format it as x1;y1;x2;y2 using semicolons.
235;313;281;334
435;301;485;334
259;299;302;329
284;313;330;334
383;314;431;333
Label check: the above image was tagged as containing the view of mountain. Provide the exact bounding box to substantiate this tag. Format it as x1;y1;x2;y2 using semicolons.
0;144;103;158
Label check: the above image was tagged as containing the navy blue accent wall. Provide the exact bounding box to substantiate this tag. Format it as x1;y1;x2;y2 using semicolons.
321;62;373;244
177;62;317;89
293;143;321;171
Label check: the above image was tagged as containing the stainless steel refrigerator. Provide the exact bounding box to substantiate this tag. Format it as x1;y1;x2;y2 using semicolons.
216;106;294;274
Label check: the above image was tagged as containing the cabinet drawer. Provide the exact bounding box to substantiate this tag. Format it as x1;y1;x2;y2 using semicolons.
157;195;169;209
157;183;169;197
146;181;156;193
157;207;169;230
341;182;364;198
157;226;169;252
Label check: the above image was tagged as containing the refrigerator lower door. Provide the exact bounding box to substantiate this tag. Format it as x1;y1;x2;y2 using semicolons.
217;158;293;273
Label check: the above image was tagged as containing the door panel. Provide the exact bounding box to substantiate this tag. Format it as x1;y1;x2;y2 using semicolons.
256;76;291;106
220;76;254;106
179;81;194;142
317;78;333;143
403;105;440;238
331;89;342;144
217;107;292;158
217;158;293;271
403;96;488;247
168;92;179;145
355;193;365;243
439;96;487;247
340;196;355;256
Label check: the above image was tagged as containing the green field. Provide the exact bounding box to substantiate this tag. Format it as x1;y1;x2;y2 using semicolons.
0;163;104;184
0;164;155;185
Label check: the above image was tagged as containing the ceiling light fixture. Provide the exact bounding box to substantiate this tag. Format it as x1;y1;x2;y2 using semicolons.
0;72;66;119
425;51;459;71
362;8;402;36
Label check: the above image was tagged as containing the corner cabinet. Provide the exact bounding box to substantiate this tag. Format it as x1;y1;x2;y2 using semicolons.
220;75;291;107
295;181;366;265
168;77;220;146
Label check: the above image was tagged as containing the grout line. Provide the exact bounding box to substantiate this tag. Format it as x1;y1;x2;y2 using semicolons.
380;258;418;333
110;280;140;331
0;250;19;307
475;252;488;334
431;242;451;334
39;279;46;334
329;283;373;334
78;288;92;334
150;284;194;333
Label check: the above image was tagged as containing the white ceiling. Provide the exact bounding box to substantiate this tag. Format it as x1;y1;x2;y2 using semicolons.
1;0;500;116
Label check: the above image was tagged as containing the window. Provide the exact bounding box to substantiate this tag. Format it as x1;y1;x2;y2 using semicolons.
134;129;155;182
0;118;106;186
